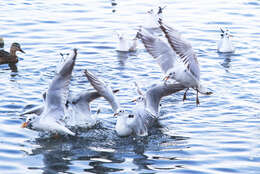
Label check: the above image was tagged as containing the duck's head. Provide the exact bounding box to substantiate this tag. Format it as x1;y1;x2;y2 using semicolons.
21;115;37;128
11;43;25;53
220;28;233;39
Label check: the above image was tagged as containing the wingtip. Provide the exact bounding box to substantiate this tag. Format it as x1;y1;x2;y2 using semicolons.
113;89;120;93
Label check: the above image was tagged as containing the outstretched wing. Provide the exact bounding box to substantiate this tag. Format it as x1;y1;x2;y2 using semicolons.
43;49;77;120
84;69;120;113
145;83;185;115
159;19;200;80
137;27;176;74
131;108;157;136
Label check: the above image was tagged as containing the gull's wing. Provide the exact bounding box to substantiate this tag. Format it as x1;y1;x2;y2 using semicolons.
84;69;120;113
137;27;176;74
21;105;44;116
145;83;185;115
71;89;119;112
131;107;157;136
42;49;77;120
159;19;200;79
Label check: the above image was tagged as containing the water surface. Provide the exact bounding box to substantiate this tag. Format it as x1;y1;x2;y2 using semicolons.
0;0;260;173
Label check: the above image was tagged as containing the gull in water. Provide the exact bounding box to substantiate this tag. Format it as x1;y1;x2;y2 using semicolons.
84;69;185;136
137;19;212;105
21;49;78;136
217;28;235;53
21;51;120;133
115;31;138;52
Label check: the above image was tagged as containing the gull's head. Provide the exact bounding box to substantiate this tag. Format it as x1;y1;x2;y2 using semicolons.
114;108;126;117
163;70;175;82
220;28;233;39
11;43;25;54
131;96;145;103
147;9;154;14
21;115;37;128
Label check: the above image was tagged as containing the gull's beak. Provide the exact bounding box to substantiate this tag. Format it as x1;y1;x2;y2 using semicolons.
21;122;28;128
19;48;25;54
229;34;234;37
131;98;137;102
163;75;170;81
113;113;119;117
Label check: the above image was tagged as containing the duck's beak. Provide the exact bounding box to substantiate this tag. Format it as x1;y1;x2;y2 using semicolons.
19;48;25;54
21;121;28;128
163;75;170;81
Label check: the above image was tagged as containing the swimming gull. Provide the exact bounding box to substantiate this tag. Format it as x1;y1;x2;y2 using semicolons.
217;28;235;53
85;69;185;136
21;49;78;136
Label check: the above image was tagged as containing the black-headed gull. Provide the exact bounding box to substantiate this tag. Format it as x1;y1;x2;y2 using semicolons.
21;49;78;136
217;28;235;53
115;31;138;52
138;20;212;105
85;69;185;136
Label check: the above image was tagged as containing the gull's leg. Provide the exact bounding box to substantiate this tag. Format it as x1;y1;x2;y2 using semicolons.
196;89;200;106
183;88;189;102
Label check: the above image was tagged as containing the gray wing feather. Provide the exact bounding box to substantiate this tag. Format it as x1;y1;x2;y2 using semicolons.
43;49;77;120
137;28;176;74
159;20;200;79
84;69;120;113
146;83;185;115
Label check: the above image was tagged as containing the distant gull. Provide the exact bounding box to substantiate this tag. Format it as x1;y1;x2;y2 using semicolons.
137;19;212;105
217;28;235;53
143;6;166;30
85;69;185;137
115;31;138;52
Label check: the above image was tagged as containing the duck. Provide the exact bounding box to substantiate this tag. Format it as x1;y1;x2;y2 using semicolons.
0;42;25;64
217;28;235;53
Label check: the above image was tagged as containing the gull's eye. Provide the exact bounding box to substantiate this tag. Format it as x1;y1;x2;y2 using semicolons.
128;114;134;118
28;118;32;121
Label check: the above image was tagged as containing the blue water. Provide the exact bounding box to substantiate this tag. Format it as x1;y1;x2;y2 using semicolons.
0;0;260;173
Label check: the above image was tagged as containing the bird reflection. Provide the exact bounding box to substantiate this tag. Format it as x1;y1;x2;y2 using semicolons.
116;51;129;66
219;52;234;69
8;63;18;72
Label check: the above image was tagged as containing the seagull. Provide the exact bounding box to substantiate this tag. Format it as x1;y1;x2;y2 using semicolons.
84;69;185;136
137;20;212;105
217;28;235;53
21;49;78;136
21;52;120;131
143;6;166;30
115;31;138;52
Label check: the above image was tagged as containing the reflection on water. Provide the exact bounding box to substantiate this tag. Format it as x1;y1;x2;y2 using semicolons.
219;52;233;69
